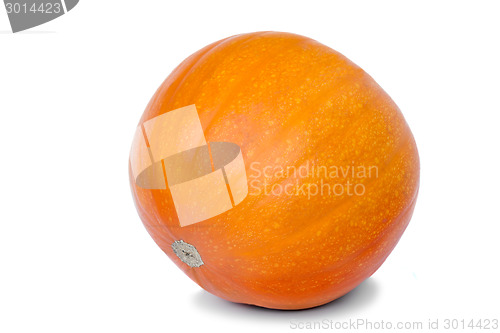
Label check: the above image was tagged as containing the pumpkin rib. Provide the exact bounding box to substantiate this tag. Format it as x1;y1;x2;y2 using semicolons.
238;68;375;185
188;32;290;136
158;47;224;114
199;32;350;143
234;129;415;259
201;36;317;137
140;35;236;124
236;93;375;216
140;42;223;125
165;32;271;111
322;185;419;276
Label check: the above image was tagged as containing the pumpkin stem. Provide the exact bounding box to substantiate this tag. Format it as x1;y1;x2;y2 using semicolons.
171;240;204;267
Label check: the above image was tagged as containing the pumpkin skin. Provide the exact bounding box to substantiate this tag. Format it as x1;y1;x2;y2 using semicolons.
129;31;419;310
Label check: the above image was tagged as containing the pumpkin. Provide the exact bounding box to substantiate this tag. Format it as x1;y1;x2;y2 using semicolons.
129;31;420;310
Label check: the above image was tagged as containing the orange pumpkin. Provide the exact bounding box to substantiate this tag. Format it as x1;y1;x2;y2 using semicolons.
129;31;419;310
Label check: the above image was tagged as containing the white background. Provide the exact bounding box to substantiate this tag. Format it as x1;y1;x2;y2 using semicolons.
1;1;499;332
